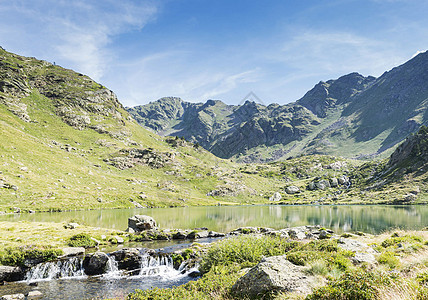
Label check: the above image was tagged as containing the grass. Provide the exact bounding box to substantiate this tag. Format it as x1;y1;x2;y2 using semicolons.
0;220;124;266
127;230;428;300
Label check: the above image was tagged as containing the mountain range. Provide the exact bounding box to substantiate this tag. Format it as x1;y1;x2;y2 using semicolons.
127;51;428;162
0;47;426;212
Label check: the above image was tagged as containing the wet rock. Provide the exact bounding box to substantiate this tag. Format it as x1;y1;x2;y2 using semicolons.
231;255;320;298
285;186;300;194
269;192;282;201
128;215;157;232
83;252;109;275
173;230;188;239
111;248;142;271
208;231;225;238
0;266;24;282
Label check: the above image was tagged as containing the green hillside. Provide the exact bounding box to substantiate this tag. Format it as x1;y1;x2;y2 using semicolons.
0;48;284;212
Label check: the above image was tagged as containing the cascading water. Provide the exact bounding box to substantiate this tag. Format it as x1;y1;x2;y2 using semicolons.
138;252;178;277
25;256;84;281
4;250;198;300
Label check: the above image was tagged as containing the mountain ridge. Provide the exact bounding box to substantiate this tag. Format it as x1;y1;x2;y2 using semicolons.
127;52;428;162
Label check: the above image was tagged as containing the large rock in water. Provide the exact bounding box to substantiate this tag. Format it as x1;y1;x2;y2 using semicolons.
231;255;320;298
82;252;109;275
128;215;157;232
0;266;24;282
110;248;142;270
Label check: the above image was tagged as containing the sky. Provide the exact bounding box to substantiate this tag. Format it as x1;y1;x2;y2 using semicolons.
0;0;427;107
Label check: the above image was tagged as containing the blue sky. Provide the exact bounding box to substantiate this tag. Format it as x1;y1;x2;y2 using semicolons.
0;0;427;107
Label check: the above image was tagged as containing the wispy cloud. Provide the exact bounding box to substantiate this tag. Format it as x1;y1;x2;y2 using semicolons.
0;0;158;81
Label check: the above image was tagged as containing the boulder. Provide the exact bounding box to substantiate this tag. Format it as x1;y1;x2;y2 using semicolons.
269;192;282;201
0;266;24;282
231;255;320;298
128;215;157;232
337;238;377;265
315;179;330;190
83;252;109;275
111;248;142;270
308;182;316;190
285;186;300;194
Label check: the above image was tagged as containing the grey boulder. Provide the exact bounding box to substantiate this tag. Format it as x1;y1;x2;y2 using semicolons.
128;215;157;232
231;255;320;298
83;252;109;275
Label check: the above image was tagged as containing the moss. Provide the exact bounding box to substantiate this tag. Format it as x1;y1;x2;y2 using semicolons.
67;233;96;248
0;246;63;267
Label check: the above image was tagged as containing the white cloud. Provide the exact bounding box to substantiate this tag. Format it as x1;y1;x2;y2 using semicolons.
278;31;402;77
0;0;159;81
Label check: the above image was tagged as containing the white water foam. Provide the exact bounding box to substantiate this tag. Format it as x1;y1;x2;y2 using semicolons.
26;257;85;281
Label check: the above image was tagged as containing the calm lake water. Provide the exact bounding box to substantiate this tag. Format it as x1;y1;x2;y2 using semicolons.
1;205;427;234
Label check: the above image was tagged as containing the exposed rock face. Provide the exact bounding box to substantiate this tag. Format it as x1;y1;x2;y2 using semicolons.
0;48;126;131
82;252;109;275
0;266;24;282
104;148;175;170
231;255;320;298
128;215;157;232
128;52;428;162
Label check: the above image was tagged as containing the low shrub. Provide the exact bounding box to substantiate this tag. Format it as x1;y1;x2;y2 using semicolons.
307;269;392;300
199;235;299;273
127;265;241;300
67;233;96;248
377;251;401;269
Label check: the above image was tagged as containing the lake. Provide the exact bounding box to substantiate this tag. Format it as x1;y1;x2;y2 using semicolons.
1;205;427;234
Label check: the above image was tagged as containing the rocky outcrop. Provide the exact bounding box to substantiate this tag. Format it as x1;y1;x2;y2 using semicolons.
104;148;175;170
127;215;157;232
337;237;377;265
231;255;321;298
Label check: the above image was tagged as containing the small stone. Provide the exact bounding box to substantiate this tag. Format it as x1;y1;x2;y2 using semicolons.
0;294;25;300
27;290;43;299
64;223;79;229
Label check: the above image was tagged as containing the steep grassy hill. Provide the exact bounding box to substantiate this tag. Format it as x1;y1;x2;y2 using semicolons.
128;52;428;162
0;47;286;212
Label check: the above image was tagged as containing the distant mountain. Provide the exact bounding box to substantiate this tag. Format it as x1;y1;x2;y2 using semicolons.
128;52;428;162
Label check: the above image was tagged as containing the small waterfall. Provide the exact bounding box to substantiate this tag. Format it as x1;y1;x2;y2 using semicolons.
103;255;121;278
26;257;84;281
138;253;179;278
